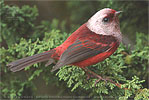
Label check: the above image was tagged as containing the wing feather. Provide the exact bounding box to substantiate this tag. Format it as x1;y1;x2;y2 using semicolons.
51;35;117;72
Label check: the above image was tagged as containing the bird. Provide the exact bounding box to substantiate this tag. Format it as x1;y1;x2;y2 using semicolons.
7;8;122;87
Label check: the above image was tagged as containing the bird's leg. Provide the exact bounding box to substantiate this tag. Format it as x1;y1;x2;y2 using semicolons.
82;68;95;80
82;67;122;88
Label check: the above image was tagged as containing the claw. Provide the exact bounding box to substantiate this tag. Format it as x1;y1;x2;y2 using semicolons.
94;78;101;87
94;76;109;87
86;74;90;80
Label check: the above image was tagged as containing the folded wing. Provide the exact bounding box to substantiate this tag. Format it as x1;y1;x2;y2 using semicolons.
51;35;117;72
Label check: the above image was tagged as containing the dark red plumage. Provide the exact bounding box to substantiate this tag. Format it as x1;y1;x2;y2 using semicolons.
50;23;119;71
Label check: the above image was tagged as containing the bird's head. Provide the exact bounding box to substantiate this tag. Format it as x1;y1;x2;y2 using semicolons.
86;8;122;42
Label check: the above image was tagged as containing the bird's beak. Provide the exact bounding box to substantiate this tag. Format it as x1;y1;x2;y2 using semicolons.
115;11;122;16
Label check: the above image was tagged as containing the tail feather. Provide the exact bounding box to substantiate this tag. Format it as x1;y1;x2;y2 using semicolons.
7;50;55;72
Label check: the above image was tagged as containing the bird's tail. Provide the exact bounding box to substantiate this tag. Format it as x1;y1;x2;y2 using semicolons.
7;50;55;72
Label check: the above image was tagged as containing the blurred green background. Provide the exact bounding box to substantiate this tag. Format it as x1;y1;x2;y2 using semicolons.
0;0;148;100
2;0;148;47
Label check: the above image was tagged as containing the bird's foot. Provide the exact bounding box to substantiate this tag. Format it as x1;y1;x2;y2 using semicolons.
82;67;108;86
94;75;111;87
82;67;121;88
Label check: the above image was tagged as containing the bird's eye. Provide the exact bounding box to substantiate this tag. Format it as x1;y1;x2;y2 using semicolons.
103;17;109;22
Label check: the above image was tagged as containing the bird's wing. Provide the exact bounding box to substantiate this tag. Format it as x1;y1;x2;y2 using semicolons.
51;34;117;72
